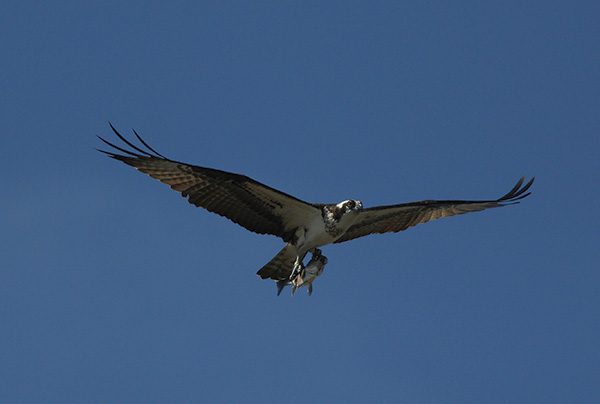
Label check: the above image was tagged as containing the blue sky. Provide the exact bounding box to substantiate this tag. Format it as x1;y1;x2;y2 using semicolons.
1;1;599;403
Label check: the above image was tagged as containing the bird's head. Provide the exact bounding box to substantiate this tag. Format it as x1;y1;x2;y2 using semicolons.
337;199;363;213
330;199;363;222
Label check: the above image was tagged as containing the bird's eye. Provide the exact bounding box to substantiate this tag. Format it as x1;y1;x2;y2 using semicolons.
347;201;355;209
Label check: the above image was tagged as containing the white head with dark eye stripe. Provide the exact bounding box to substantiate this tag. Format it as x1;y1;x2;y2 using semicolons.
326;199;363;227
338;199;363;212
333;200;363;219
324;200;364;231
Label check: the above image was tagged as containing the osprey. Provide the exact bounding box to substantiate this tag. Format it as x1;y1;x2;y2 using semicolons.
98;125;534;295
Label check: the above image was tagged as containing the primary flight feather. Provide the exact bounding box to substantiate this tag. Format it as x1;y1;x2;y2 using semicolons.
98;124;534;295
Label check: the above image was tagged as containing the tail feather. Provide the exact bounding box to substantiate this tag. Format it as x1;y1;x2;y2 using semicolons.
257;244;297;280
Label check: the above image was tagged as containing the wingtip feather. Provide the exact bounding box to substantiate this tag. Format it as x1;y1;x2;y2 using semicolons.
98;124;169;161
497;176;535;204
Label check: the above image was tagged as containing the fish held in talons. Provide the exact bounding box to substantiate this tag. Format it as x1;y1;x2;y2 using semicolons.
276;249;328;296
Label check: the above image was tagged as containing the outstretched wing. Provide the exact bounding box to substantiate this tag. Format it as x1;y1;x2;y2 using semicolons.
98;124;320;242
335;177;534;243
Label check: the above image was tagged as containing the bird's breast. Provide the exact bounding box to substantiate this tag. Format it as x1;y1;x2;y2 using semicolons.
301;211;359;249
303;217;336;248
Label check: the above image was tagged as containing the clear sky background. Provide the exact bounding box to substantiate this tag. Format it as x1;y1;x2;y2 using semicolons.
1;1;599;403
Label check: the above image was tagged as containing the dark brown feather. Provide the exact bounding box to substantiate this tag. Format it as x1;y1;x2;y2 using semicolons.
98;126;319;241
335;177;535;243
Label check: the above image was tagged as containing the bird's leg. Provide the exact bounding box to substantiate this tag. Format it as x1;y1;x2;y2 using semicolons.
289;256;304;281
289;248;322;282
289;228;308;282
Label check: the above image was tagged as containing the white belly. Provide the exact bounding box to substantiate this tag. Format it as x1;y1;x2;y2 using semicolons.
298;217;332;252
297;211;359;254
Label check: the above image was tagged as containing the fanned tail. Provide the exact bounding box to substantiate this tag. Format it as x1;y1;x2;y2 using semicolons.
256;244;297;281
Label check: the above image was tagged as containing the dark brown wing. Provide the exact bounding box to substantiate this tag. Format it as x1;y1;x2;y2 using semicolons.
97;124;320;241
335;177;534;243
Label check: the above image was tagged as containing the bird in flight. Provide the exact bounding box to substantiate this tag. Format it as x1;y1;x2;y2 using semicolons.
98;124;534;295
